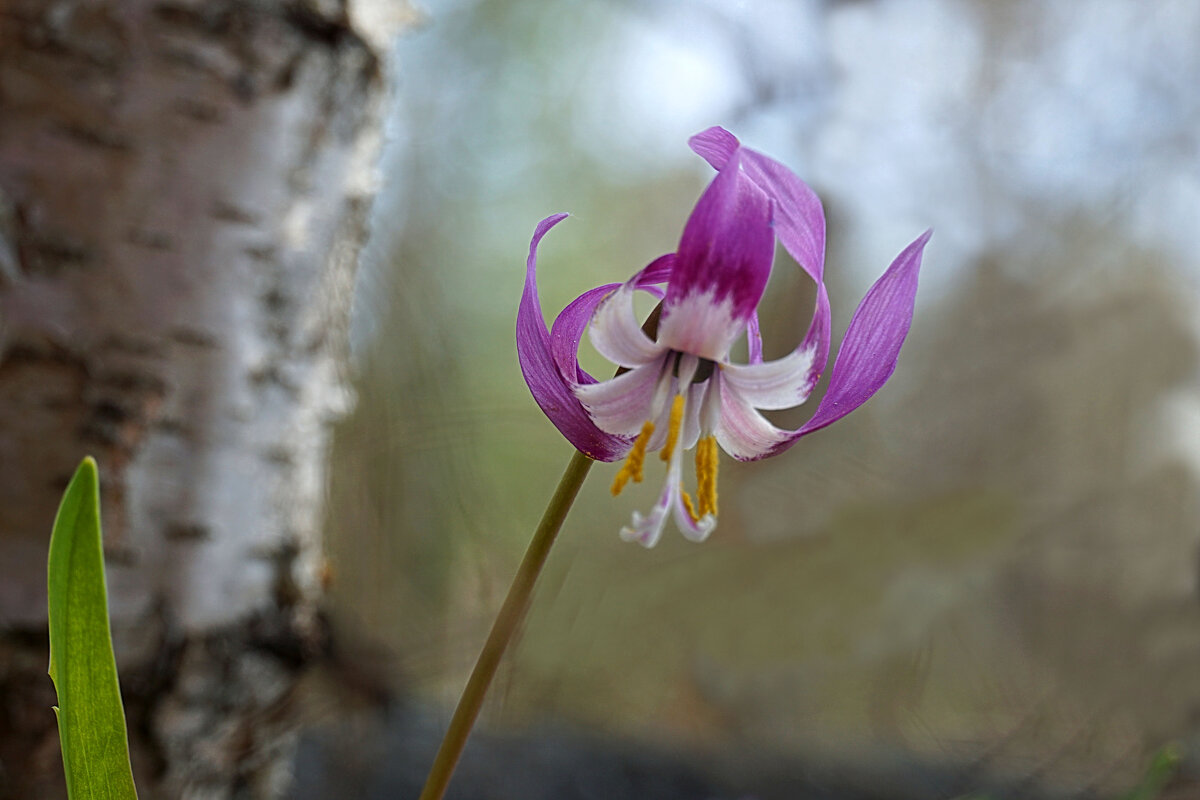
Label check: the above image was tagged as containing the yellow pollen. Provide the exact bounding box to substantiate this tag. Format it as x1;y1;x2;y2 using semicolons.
680;489;701;523
660;394;686;463
696;436;719;516
612;420;654;496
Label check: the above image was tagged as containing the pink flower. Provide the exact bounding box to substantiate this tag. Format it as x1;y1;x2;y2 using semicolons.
518;127;931;546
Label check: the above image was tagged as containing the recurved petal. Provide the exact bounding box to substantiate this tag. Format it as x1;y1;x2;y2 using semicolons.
801;282;832;389
517;214;631;461
738;148;832;390
550;253;673;385
590;282;668;369
574;357;668;437
689;128;831;384
746;314;764;364
740;150;826;284
714;375;792;461
794;229;932;440
551;282;619;383
688;126;741;170
639;252;676;285
720;345;818;411
691;128;826;284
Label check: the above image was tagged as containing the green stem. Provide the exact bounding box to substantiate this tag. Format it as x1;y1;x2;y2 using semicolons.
417;449;594;800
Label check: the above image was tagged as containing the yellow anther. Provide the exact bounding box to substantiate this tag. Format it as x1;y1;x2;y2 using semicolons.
695;436;719;517
660;394;686;463
612;420;654;496
680;489;701;523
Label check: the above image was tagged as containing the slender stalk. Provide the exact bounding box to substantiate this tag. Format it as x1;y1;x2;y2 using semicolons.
417;449;594;800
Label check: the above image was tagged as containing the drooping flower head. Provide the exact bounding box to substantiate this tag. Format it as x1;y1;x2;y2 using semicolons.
518;127;931;547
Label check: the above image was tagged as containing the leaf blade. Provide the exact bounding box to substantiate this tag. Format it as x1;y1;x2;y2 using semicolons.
47;456;138;800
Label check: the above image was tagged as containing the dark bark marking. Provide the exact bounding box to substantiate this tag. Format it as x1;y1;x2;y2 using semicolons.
0;191;22;283
125;227;175;251
248;362;298;394
52;120;134;151
24;227;95;276
211;200;262;226
261;445;293;466
152;416;192;439
244;243;277;262
0;340;87;371
169;327;220;349
171;97;224;123
261;285;288;314
9;2;127;74
99;334;167;358
101;543;139;565
164;521;211;541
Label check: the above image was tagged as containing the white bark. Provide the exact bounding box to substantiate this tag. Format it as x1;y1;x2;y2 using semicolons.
0;1;403;796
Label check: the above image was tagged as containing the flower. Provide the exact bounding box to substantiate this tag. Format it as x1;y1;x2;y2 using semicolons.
517;126;931;547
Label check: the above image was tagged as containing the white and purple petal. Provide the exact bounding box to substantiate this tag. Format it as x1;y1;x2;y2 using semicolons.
620;483;673;547
713;375;792;461
720;344;818;411
589;279;669;369
659;155;775;359
689;126;832;400
517;214;631;461
746;313;764;364
689;127;826;283
672;494;716;543
574;356;668;437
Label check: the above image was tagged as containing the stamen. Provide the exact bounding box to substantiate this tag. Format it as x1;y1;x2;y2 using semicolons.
696;436;719;516
680;489;700;523
612;420;654;496
660;394;686;463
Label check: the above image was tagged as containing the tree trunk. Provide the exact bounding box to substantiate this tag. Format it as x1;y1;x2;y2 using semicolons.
0;1;397;796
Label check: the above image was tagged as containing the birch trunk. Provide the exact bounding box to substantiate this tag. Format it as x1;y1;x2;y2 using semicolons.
0;1;399;796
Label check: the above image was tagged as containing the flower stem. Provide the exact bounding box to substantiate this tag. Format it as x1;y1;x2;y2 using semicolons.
417;449;594;800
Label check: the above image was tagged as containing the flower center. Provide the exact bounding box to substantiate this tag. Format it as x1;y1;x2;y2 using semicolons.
610;392;719;524
671;352;716;383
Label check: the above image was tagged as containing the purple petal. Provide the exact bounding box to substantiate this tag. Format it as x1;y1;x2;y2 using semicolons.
517;214;631;461
792;229;932;440
550;253;673;385
659;154;775;359
740;151;825;283
688;126;741;170
640;252;675;284
746;314;764;364
551;282;620;383
802;282;832;389
738;149;830;389
690;128;832;399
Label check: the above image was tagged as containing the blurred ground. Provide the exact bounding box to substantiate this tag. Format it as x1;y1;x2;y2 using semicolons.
311;0;1200;796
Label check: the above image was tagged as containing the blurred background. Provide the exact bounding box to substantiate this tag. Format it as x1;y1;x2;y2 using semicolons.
302;0;1200;796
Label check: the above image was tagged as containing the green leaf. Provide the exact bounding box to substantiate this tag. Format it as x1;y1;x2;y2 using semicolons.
47;457;138;800
1120;744;1180;800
